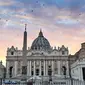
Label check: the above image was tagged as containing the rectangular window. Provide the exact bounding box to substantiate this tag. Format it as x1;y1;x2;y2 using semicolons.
41;71;44;76
82;67;85;81
62;51;65;55
36;69;39;76
31;71;34;76
22;66;27;74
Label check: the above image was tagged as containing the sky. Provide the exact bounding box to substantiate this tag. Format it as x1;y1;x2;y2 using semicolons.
0;0;85;65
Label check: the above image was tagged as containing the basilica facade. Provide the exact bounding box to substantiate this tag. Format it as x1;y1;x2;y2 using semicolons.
6;26;85;81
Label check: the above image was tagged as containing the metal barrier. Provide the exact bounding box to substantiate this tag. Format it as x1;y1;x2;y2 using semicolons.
1;78;85;85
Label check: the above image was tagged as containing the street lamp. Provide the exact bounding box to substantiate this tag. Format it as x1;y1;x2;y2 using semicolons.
0;78;2;85
68;55;73;85
42;74;43;85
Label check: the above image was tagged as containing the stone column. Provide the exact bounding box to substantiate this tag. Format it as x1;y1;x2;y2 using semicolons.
39;61;41;76
44;60;46;76
21;61;23;74
6;61;9;78
80;66;83;81
34;61;35;76
27;61;30;76
58;61;61;75
52;60;54;76
66;61;69;76
14;61;18;77
29;61;31;76
46;60;48;76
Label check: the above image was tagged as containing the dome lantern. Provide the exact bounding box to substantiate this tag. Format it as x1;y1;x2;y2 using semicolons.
39;29;43;37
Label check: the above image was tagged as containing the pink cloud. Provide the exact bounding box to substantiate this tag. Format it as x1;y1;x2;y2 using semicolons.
0;4;85;65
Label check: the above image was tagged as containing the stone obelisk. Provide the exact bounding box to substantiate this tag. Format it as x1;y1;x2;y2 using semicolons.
22;24;27;81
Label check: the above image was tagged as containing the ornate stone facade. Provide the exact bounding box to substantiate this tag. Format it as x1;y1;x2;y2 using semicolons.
71;43;85;81
6;28;70;79
7;27;85;82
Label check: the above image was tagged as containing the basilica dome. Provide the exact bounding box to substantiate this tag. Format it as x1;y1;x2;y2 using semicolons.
31;30;51;51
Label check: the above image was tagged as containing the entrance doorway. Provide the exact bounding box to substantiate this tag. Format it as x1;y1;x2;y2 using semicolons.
82;67;85;81
9;66;13;78
36;69;39;76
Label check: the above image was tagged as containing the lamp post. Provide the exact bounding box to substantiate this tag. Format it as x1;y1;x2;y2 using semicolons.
0;78;2;85
48;69;52;85
42;75;43;85
2;67;6;85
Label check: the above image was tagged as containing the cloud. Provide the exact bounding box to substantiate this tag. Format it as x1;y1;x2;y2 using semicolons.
0;0;14;6
68;0;85;11
0;0;85;65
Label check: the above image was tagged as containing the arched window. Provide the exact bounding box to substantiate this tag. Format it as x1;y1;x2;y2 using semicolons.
62;51;65;55
62;66;66;75
11;51;14;55
9;66;13;78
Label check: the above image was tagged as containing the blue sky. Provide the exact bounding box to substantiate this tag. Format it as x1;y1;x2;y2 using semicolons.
0;0;85;65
